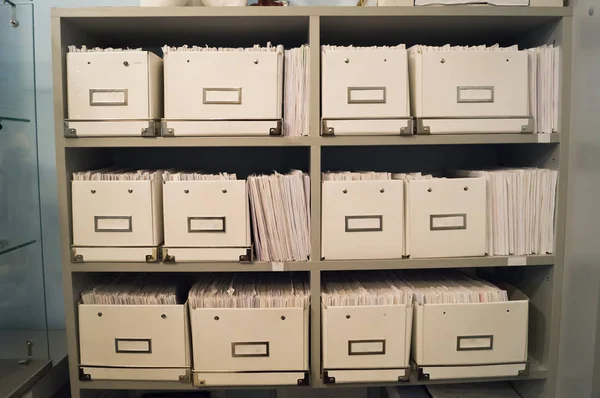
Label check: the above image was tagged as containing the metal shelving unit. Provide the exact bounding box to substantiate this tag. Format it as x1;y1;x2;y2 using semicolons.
52;6;572;398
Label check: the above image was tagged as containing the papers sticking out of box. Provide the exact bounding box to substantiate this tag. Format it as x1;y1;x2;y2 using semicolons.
284;45;310;137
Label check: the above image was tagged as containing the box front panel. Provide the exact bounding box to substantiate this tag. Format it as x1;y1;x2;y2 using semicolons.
408;178;486;258
322;181;404;260
418;301;528;365
420;51;528;118
163;181;248;247
165;52;281;120
67;52;151;120
322;49;409;119
191;307;307;372
322;305;410;369
79;304;188;368
72;181;156;246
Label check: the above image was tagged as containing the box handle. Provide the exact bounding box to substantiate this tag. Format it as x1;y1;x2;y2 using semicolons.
348;339;386;356
188;216;226;233
94;216;132;233
231;342;270;357
115;338;152;354
345;215;383;232
203;87;242;105
456;335;494;351
457;86;494;103
429;214;466;231
347;86;386;104
89;89;128;106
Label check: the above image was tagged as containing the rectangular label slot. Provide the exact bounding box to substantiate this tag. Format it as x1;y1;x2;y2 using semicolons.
203;88;242;105
94;216;132;232
231;342;270;357
347;87;386;104
345;215;383;232
188;217;226;233
115;338;152;354
348;339;386;356
456;335;494;351
457;86;494;103
430;214;466;231
89;89;128;106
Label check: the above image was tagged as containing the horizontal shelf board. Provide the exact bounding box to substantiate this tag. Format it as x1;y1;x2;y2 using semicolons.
70;255;553;273
61;134;559;148
53;6;572;18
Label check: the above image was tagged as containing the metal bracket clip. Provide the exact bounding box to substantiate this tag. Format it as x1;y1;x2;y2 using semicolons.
239;247;253;263
178;369;192;383
3;0;18;28
71;248;84;263
18;341;33;366
141;120;159;137
323;371;336;384
269;120;283;136
145;247;159;263
64;121;77;138
78;367;92;381
162;248;175;263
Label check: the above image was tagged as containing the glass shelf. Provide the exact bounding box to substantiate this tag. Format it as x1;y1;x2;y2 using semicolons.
0;238;36;257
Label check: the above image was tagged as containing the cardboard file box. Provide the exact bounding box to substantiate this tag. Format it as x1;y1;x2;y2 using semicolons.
321;47;411;135
66;50;162;137
322;180;404;260
78;302;191;381
71;179;163;262
406;178;486;258
409;49;530;134
322;303;413;384
163;49;283;136
412;288;529;380
162;180;251;262
190;307;309;386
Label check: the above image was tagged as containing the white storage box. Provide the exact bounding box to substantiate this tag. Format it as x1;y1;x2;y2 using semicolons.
71;179;163;262
190;307;309;386
321;46;411;136
322;180;404;260
409;46;531;134
412;288;529;380
66;49;162;137
162;180;251;262
78;302;191;381
322;303;413;383
406;177;486;258
163;45;284;136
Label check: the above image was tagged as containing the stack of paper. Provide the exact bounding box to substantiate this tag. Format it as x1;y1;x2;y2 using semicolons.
427;382;521;398
248;170;310;262
528;44;560;134
400;270;509;304
162;171;237;181
322;271;413;307
73;169;163;181
81;275;182;305
68;46;143;53
284;45;310;137
322;171;392;181
454;168;558;255
162;43;284;55
188;274;310;309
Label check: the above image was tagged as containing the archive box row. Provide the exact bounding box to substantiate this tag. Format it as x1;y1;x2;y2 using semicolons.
77;272;530;385
70;168;557;263
64;43;558;137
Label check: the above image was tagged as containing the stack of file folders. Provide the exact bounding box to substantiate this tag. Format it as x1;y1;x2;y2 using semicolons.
248;171;311;262
284;45;310;137
80;274;183;305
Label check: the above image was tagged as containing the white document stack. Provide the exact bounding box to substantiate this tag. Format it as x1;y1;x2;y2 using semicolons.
72;169;163;182
454;168;558;255
322;171;393;181
248;171;310;262
528;44;560;134
162;171;237;181
81;275;181;305
189;274;310;309
322;272;414;307
284;45;310;137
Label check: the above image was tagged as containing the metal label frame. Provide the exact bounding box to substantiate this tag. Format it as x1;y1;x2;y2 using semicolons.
203;87;242;105
429;213;467;231
345;215;383;233
89;88;128;106
456;86;495;103
456;335;494;351
115;338;152;354
94;216;132;233
348;339;386;356
347;86;387;104
231;341;270;358
187;216;226;233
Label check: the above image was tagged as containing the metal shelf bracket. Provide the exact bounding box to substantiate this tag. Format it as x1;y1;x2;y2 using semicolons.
3;0;19;28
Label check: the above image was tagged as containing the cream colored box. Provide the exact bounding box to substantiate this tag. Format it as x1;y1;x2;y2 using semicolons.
412;288;529;380
78;303;190;381
71;180;163;247
322;304;413;383
409;49;530;134
406;178;486;258
321;47;410;135
322;180;404;260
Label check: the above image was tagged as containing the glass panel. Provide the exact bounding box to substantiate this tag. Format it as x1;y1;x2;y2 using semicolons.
0;2;51;396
